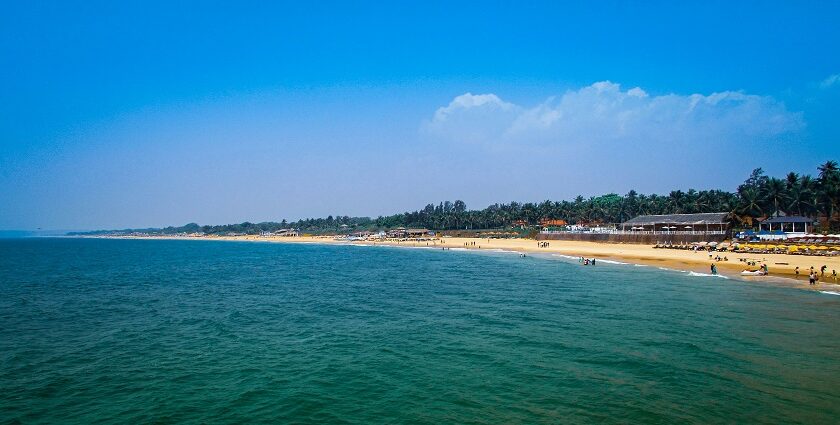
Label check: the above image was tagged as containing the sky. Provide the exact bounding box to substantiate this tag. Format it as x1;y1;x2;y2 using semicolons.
1;1;839;230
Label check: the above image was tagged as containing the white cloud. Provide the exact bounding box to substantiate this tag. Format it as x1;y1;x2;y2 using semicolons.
432;93;517;121
424;81;803;152
820;74;840;89
426;93;523;144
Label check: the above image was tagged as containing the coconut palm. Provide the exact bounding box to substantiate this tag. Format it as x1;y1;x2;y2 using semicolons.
762;177;789;217
818;160;840;226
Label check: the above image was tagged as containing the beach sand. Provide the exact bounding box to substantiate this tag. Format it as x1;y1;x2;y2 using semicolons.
102;235;840;290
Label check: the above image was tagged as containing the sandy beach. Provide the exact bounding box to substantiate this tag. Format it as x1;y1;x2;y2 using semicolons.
105;235;840;291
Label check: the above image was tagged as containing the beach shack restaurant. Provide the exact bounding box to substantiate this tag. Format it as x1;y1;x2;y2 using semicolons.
735;216;815;241
620;213;729;234
758;216;812;235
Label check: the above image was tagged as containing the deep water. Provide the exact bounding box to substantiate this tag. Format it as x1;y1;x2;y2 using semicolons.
1;238;839;424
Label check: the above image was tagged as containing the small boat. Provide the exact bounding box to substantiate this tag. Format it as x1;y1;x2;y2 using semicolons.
740;270;767;276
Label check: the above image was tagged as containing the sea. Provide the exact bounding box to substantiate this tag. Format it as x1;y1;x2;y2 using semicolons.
1;238;839;424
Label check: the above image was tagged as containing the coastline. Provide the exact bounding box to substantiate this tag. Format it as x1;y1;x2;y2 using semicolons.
79;234;840;292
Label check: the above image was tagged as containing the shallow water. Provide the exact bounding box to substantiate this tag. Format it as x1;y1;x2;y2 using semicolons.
1;238;839;424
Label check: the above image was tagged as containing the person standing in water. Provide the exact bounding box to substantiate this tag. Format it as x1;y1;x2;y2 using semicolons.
809;271;816;285
710;264;717;275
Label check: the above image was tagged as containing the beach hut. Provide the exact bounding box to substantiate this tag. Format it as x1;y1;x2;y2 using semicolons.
759;216;813;235
406;229;431;238
620;213;730;234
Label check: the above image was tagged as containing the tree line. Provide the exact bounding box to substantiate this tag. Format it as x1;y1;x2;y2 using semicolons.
71;161;840;236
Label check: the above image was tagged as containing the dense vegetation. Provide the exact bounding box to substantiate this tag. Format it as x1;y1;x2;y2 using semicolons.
71;161;840;235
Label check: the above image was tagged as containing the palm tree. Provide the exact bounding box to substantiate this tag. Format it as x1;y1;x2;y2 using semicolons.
817;160;840;227
785;172;799;189
818;160;839;176
667;190;686;214
737;186;764;221
762;177;789;217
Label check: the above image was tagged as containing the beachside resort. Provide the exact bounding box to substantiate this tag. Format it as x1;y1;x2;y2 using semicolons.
95;211;840;262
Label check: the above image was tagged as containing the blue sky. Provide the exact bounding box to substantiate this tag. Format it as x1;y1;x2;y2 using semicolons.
2;1;839;230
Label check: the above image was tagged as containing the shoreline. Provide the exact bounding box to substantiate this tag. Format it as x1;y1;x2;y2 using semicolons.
74;234;840;293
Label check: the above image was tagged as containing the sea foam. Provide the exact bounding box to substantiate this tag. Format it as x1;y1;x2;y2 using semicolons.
596;259;629;265
688;271;728;279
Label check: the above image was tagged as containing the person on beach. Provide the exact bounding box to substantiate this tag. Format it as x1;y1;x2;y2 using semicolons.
591;258;596;265
762;263;768;275
821;265;827;277
795;266;800;278
833;269;837;282
711;264;717;275
809;272;816;285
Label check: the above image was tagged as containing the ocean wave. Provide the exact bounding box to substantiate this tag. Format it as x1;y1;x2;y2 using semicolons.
688;271;728;279
596;259;629;265
819;291;840;296
658;267;689;274
487;249;519;254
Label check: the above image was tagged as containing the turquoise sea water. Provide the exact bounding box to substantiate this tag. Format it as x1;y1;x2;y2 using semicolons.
1;238;839;424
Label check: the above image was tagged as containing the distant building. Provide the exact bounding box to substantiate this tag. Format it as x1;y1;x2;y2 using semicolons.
620;213;730;233
272;229;299;237
512;220;529;229
738;215;815;240
386;228;430;238
406;228;430;238
539;219;568;227
758;216;812;234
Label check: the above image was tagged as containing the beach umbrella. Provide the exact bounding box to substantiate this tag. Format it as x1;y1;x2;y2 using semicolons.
809;245;819;250
684;226;693;229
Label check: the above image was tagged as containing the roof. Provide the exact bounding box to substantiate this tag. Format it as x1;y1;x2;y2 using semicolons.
622;212;729;226
762;216;813;224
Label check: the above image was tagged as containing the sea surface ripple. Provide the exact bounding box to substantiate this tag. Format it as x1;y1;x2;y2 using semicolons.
1;238;839;424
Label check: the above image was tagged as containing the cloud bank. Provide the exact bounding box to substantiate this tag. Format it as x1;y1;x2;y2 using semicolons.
425;81;803;152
